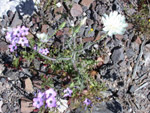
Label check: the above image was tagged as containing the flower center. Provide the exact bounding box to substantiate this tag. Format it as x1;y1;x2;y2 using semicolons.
49;100;52;103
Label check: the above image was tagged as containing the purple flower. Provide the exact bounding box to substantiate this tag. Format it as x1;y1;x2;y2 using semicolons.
37;92;46;100
13;26;22;37
33;46;37;51
63;88;73;97
18;37;29;47
6;32;13;42
42;48;49;55
46;97;57;108
38;48;44;54
45;88;57;99
8;44;17;52
33;97;44;109
83;98;91;106
21;26;29;36
11;37;19;45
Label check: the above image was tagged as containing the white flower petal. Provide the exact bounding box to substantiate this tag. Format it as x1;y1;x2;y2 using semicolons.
102;11;128;36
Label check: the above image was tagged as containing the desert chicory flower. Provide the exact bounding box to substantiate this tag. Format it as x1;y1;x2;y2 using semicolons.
45;88;57;99
57;98;68;113
46;97;57;108
102;11;128;37
63;88;72;97
80;17;87;26
33;97;44;109
37;33;49;43
83;98;91;106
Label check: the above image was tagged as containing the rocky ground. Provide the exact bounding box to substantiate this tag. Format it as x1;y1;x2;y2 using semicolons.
0;0;150;113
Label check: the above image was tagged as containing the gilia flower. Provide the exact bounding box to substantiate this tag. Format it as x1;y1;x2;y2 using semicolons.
46;97;57;108
102;11;128;37
37;92;46;100
33;97;44;109
8;44;17;52
45;88;57;99
18;37;29;47
83;98;91;106
63;88;72;97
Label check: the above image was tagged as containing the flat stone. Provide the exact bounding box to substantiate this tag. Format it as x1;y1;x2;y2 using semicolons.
70;4;83;17
0;41;8;53
1;104;9;113
81;0;94;7
73;0;80;3
111;47;124;64
0;99;3;112
41;24;49;33
0;63;5;75
92;100;122;113
24;78;34;93
10;12;22;27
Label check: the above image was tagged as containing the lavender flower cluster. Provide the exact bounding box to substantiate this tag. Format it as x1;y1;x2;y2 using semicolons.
5;26;29;52
34;45;50;55
33;88;73;109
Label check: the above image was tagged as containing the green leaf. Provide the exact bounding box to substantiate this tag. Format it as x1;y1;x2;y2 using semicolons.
59;22;66;30
12;57;19;68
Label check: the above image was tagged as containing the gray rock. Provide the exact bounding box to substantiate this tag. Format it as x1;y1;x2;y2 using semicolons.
111;47;124;64
0;63;5;75
21;68;32;77
34;59;41;70
7;10;14;22
71;107;90;113
84;27;95;37
92;100;122;113
92;11;98;21
10;12;22;27
73;0;80;3
129;85;136;93
1;104;9;113
101;91;113;98
126;48;135;59
96;4;107;16
16;0;35;16
5;71;19;80
79;26;86;37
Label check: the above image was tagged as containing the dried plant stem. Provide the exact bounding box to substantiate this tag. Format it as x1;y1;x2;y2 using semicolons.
132;36;146;79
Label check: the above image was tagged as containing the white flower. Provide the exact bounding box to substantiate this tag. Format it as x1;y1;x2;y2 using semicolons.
80;17;87;26
56;98;68;113
102;11;128;37
37;33;49;43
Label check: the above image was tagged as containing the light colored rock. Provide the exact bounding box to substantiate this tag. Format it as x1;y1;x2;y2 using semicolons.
0;64;4;75
0;99;3;113
25;78;34;93
81;0;94;7
70;4;83;17
21;98;35;113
